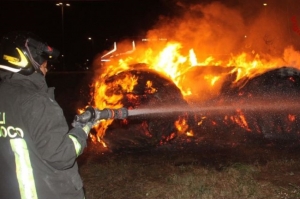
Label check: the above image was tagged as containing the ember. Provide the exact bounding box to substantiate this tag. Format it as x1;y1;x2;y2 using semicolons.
81;1;300;151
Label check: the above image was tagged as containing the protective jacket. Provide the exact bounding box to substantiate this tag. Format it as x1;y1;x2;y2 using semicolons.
0;71;88;199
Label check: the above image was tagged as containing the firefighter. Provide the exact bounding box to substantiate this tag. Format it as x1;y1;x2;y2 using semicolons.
0;31;93;199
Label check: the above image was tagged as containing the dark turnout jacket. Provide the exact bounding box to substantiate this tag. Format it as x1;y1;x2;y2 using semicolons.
0;71;88;199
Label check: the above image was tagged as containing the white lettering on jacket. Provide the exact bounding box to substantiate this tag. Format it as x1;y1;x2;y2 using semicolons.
0;112;5;124
0;126;24;138
0;112;24;138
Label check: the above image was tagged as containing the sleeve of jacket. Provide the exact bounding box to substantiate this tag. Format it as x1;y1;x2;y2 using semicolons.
22;93;88;170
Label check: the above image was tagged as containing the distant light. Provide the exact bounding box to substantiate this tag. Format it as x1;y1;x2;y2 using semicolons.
244;35;247;38
142;38;167;42
56;3;70;6
88;37;92;40
86;59;89;61
263;3;267;6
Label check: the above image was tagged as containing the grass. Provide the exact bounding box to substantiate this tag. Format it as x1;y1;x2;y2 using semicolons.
78;142;300;199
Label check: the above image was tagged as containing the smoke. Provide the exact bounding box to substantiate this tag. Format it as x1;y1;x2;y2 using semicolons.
95;0;300;66
147;0;300;58
91;0;300;104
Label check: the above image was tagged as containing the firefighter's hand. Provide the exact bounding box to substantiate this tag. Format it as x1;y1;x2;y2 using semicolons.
72;119;88;128
81;122;93;136
72;120;93;136
72;108;99;135
74;106;97;124
72;107;98;128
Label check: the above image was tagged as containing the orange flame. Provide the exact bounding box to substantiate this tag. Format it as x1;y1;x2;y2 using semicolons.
288;114;296;122
87;1;300;146
175;117;189;136
229;110;251;132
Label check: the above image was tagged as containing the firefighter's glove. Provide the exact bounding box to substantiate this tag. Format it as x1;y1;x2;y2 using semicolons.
81;122;93;136
72;120;93;136
72;107;99;135
73;107;99;126
72;120;90;128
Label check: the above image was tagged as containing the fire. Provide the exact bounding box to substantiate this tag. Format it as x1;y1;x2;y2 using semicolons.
86;1;300;148
229;110;251;132
145;80;157;94
288;114;296;122
89;41;300;146
91;66;138;145
175;117;189;135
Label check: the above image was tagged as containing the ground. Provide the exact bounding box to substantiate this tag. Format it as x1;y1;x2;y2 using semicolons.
78;141;300;199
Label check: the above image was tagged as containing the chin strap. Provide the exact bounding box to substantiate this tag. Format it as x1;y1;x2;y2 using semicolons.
25;39;41;71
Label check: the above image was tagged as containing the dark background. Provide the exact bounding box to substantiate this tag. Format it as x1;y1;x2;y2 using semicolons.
0;0;170;70
1;0;299;71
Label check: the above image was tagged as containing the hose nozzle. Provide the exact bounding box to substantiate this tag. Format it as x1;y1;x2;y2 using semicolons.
74;107;128;123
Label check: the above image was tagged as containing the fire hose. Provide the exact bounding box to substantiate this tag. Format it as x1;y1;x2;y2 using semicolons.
74;106;128;124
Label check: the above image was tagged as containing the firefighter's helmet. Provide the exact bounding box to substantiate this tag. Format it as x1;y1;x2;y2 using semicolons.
0;31;60;75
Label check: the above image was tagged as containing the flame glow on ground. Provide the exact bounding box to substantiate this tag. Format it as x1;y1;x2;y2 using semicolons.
88;1;300;147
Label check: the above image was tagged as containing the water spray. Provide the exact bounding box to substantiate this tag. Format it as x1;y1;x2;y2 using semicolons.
75;97;300;122
128;98;300;117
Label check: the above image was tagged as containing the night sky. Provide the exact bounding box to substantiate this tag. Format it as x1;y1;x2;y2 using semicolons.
0;0;170;68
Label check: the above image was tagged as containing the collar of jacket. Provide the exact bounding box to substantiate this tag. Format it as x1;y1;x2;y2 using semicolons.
0;71;50;93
